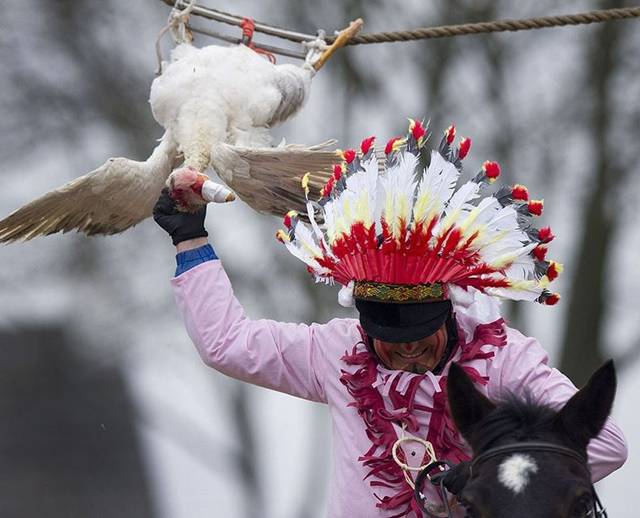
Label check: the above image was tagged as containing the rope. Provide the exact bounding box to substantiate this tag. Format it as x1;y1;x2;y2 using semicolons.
328;6;640;45
240;17;277;63
155;0;197;74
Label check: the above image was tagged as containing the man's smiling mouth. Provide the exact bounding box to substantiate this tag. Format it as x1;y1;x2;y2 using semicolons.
398;349;429;359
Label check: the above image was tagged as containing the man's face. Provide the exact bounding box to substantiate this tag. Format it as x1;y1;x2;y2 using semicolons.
372;323;448;374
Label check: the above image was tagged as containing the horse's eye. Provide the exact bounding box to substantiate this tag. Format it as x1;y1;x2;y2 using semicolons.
459;498;479;518
570;494;595;517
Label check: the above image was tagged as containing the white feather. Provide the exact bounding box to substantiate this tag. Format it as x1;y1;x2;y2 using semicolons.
486;282;543;302
293;221;323;258
445;180;480;217
418;152;459;209
381;152;418;238
485;205;520;232
433;180;482;240
487;241;538;270
306;200;324;241
412;151;459;238
344;156;380;227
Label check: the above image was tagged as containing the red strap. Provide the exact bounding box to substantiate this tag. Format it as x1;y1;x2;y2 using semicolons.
240;17;276;64
240;17;255;43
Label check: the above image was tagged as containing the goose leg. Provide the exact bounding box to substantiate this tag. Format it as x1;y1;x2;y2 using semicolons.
312;19;364;71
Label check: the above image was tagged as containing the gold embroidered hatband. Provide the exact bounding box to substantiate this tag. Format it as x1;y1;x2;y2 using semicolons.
353;281;446;304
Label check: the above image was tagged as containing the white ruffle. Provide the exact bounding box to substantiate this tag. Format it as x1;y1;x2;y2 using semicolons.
338;281;355;307
448;284;502;337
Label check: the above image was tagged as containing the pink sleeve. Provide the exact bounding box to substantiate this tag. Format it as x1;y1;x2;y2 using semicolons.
171;260;328;403
487;327;628;482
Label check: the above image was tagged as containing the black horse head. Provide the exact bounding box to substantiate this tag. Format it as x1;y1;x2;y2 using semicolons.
445;360;616;518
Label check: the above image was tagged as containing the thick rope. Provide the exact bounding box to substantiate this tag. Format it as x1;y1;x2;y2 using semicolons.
326;6;640;45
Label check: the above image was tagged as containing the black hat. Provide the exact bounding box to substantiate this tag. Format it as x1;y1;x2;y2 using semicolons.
356;298;452;343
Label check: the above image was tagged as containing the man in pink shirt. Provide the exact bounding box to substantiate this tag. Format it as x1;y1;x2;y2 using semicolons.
154;119;627;517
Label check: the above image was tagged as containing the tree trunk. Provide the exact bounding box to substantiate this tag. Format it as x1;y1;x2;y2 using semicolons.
559;0;621;385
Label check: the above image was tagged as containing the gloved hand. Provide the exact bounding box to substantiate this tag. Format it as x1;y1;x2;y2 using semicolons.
431;460;471;496
153;188;208;246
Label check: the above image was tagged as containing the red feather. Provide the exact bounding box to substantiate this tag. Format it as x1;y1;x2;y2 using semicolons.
411;120;426;141
342;149;356;164
528;199;544;216
538;226;555;243
445;125;456;144
511;184;529;201
482;161;500;181
360;136;376;155
532;244;547;262
546;261;561;281
544;293;560;305
385;136;402;155
458;138;471;159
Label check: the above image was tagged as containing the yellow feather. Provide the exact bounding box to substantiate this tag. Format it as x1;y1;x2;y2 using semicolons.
301;241;322;258
476;229;508;248
334;216;348;238
413;193;429;222
396;197;409;233
508;279;540;291
440;208;462;235
489;251;518;269
355;194;371;226
459;205;482;233
342;197;354;226
275;229;290;243
392;138;407;153
385;192;394;223
457;224;486;250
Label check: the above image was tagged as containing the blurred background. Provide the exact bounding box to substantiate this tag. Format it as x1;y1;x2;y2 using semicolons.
0;0;638;516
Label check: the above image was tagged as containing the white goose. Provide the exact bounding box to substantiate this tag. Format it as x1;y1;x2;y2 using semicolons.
0;17;363;242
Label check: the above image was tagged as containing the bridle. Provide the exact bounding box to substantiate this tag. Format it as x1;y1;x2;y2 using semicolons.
414;441;607;518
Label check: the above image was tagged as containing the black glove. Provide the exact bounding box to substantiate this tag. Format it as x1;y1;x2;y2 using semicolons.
153;188;208;246
431;461;471;496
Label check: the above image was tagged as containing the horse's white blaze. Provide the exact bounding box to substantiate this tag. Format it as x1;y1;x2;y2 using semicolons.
498;454;538;494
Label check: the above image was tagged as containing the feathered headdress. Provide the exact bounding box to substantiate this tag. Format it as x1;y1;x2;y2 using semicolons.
276;118;561;309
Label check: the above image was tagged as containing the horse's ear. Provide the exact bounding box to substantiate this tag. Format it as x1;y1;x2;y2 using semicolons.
447;363;496;441
555;360;616;450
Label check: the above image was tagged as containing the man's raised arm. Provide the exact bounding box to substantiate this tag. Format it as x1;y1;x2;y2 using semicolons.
154;190;330;403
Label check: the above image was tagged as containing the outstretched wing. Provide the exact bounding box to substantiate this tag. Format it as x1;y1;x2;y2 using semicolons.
0;135;179;243
212;141;338;217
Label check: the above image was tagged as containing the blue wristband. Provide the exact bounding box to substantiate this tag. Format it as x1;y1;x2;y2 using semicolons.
175;244;218;276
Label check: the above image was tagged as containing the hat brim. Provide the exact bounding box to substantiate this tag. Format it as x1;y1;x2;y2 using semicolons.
356;299;452;343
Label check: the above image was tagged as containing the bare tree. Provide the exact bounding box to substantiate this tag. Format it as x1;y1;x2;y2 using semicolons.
559;0;635;384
